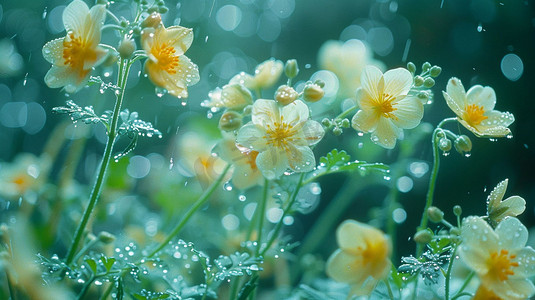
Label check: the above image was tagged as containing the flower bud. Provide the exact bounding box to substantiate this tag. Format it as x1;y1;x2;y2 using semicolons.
252;59;283;89
453;205;462;217
423;77;435;88
221;84;253;109
314;79;325;88
438;138;452;152
98;231;116;244
148;6;159;13
118;38;136;59
454;135;472;155
414;76;424;87
332;127;343;136
284;59;299;79
430;66;442;77
407;62;416;74
422;62;431;72
427;206;444;223
303;83;324;102
321;118;332;127
340;118;350;128
158;6;169;14
417;91;428;100
219;110;243;131
141;13;162;29
414;229;433;244
275;85;298;106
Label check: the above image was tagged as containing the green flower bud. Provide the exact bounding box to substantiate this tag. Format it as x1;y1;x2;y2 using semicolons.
275;85;299;106
321;118;332;127
423;77;435;88
417;91;429;100
430;66;442;77
284;59;299;79
98;231;116;244
142;13;162;29
219;110;243;131
454;135;472;155
422;62;431;72
119;19;129;28
118;38;136;59
414;229;433;244
340;118;350;128
427;206;444;223
148;7;159;14
438;138;452;152
407;62;416;74
158;6;169;14
332;127;343;136
132;26;141;36
414;76;424;87
453;205;462;217
303;83;324;102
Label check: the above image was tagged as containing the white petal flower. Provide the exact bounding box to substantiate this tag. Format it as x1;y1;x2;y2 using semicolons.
487;179;526;223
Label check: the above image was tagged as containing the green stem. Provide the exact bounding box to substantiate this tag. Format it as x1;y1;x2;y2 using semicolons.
260;173;304;257
451;292;473;300
453;271;474;299
384;279;395;300
72;238;100;264
5;270;16;300
65;58;131;266
416;117;457;256
445;245;458;300
147;164;231;258
229;277;241;300
255;179;270;256
336;105;357;120
77;276;95;300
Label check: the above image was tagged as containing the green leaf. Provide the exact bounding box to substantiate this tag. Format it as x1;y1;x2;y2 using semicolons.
52;100;110;129
237;275;258;300
114;134;138;161
85;258;98;274
100;255;116;273
313;149;389;180
117;109;162;139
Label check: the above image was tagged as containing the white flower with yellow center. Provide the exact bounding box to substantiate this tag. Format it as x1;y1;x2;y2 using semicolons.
351;66;424;149
142;24;200;98
42;0;107;93
215;134;262;190
443;78;515;137
230;59;283;91
459;216;535;300
236;99;324;179
487;179;526;224
205;83;252;110
326;220;392;297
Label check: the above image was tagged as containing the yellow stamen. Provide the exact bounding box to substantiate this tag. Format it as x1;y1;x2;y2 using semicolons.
488;249;519;281
152;43;179;74
63;32;96;80
264;117;296;148
245;151;259;170
373;93;398;120
463;104;488;126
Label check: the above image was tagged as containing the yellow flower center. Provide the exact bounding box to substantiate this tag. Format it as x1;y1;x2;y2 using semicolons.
12;174;30;192
245;150;259;170
473;285;503;300
63;32;96;80
152;43;179;74
488;249;518;281
357;237;389;277
463;104;488;126
373;93;398;120
265;118;296;148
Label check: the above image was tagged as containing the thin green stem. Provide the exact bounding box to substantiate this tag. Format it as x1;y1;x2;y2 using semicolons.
147;164;231;258
336;105;357;120
255;179;270;256
260;173;304;257
77;276;95;300
451;292;473;300
229;277;241;300
5;270;16;300
445;245;458;300
72;238;100;264
384;279;395;300
416;117;457;256
453;271;474;299
65;58;131;266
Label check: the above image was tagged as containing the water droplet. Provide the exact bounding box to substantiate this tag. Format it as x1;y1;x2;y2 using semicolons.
477;23;483;32
238;195;246;201
224;182;233;191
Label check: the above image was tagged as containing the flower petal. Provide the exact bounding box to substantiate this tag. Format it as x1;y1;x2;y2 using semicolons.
361;66;384;101
42;38;65;65
351;109;379;132
487;179;508;212
300;120;325;146
85;4;106;43
336;220;381;252
391;96;424;129
467;85;496;111
44;66;80;92
164;26;194;56
63;0;89;34
497;278;535;299
326;249;366;284
285;144;315;173
371;117;402;149
349;276;379;297
281;100;309;126
461;216;499;250
231;165;262;190
145;55;199;98
255;147;287;179
251;99;279;127
236;123;268;151
495;217;528;250
494;196;526;221
444;77;466;116
383;67;412;97
513;247;535;278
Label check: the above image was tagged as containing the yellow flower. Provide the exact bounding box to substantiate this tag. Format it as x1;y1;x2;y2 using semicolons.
230;58;283;90
42;0;107;93
236;99;324;179
142;24;200;98
487;179;526;224
326;220;391;297
318;39;385;99
215;133;263;190
443;78;515;137
204;83;252;110
351;65;424;149
459;216;535;300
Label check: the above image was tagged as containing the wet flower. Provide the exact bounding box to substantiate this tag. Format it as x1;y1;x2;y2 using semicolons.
443;78;515;137
215;133;263;190
205;83;252;110
142;24;200;98
230;59;283;90
326;220;391;297
351;66;424;149
459;216;535;300
0;153;51;202
42;0;107;93
318;39;384;99
236;99;324;179
487;179;526;224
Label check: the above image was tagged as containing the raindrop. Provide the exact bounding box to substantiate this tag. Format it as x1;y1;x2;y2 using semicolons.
477;23;483;32
42;7;48;19
223;182;233;191
305;64;311;69
238;195;246;201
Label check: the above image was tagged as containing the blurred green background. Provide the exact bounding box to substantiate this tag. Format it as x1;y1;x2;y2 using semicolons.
1;0;534;260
